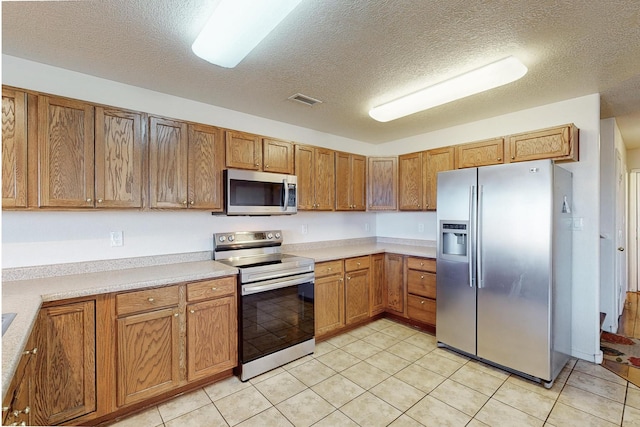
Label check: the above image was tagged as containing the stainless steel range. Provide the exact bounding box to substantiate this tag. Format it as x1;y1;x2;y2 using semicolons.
213;230;315;381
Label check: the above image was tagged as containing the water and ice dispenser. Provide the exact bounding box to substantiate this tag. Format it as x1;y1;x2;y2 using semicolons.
439;221;468;261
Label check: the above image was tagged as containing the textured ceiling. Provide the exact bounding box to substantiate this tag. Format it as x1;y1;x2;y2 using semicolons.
3;0;640;148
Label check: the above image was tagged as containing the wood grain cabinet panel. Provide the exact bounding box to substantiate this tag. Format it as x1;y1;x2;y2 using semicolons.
116;286;180;316
225;130;262;170
455;138;504;169
295;145;335;211
367;157;398;211
345;265;370;325
370;253;385;316
262;138;294;174
117;306;181;406
186;295;237;381
95;107;144;208
33;300;96;425
406;256;437;326
188;123;225;210
2;325;37;426
398;152;423;210
507;124;579;163
38;96;95;207
336;152;366;211
424;146;454;211
149;116;189;208
407;295;436;325
315;260;345;337
385;253;405;315
2;88;28;208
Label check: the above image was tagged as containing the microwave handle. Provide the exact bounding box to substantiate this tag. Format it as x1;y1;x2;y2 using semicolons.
283;179;290;211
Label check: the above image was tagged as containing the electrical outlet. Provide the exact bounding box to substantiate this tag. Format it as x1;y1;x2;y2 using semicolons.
572;217;584;231
110;231;124;247
418;223;424;233
301;224;308;235
364;223;370;232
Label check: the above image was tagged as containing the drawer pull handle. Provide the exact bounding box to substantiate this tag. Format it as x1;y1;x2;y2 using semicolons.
2;406;9;412
421;300;425;304
148;298;154;302
211;287;218;291
22;347;37;356
420;262;424;266
357;262;361;266
421;275;424;279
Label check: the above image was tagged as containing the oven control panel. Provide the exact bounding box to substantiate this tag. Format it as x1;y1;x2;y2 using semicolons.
214;230;283;250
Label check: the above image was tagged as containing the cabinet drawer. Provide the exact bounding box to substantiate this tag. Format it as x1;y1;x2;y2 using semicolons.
407;257;436;272
116;286;179;316
345;255;370;271
187;276;236;302
407;270;436;299
407;295;436;325
315;260;344;278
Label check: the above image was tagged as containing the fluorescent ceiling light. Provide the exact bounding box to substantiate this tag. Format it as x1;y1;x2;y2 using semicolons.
369;56;528;122
192;0;303;68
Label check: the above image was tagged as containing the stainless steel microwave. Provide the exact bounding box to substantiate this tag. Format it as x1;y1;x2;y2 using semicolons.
225;169;297;215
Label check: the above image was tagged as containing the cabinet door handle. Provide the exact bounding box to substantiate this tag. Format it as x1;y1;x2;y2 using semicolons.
86;198;92;203
347;276;351;280
182;200;188;205
497;157;502;161
148;297;154;302
190;200;195;205
97;199;103;203
190;309;195;314
265;164;270;168
511;156;515;160
174;313;179;317
22;347;37;355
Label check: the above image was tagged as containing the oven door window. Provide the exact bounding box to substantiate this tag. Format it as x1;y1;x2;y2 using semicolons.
241;281;314;364
229;179;284;207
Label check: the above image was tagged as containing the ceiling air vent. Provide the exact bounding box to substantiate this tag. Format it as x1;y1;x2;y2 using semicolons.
288;93;322;107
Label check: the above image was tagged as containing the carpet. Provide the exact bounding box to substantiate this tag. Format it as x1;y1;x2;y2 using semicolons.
601;331;640;366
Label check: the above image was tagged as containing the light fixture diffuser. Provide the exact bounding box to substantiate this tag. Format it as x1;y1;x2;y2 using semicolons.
369;56;528;122
192;0;303;68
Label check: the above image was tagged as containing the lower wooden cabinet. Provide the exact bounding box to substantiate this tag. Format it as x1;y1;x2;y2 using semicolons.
315;260;345;337
344;256;370;325
406;257;437;326
2;327;37;426
385;253;405;315
186;277;237;382
33;300;96;425
370;254;385;315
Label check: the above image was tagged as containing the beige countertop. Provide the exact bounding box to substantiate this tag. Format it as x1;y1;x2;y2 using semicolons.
1;239;436;397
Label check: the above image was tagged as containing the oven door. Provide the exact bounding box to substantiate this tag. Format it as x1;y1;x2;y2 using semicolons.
240;272;314;364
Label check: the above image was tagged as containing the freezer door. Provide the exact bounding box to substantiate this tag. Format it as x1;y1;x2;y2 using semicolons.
476;160;553;380
436;167;477;355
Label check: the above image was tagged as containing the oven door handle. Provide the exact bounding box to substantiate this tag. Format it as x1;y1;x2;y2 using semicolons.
242;273;315;296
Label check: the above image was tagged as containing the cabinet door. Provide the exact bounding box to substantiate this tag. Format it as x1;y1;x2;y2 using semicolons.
315;274;345;337
351;154;367;210
455;138;504;169
2;328;37;426
95;107;144;208
186;295;237;382
225;130;262;170
117;307;181;406
407;295;436;325
38;96;95;207
263;138;294;174
367;157;398;211
507;124;578;163
385;254;405;314
149;116;189;208
370;254;385;316
188;123;224;210
313;148;335;210
295;144;315;210
424;146;454;211
345;268;370;325
335;152;351;211
34;301;96;425
2;88;27;208
398;152;423;210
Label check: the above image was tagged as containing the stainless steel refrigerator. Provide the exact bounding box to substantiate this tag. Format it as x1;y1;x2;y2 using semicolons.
436;159;572;386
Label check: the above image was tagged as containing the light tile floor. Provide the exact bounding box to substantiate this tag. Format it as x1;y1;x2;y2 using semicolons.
110;319;640;426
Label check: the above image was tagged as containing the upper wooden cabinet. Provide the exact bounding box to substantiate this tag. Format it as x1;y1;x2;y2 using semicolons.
2;88;27;208
225;131;294;174
335;152;366;211
37;95;95;207
507;124;579;163
295;144;335;211
149;117;224;210
398;152;424;210
33;300;96;425
455;137;504;169
95;107;145;208
424;147;455;211
367;157;398;211
263;138;294;174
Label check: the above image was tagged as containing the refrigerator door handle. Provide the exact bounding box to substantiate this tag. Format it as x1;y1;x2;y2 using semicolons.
477;185;484;288
469;185;476;288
